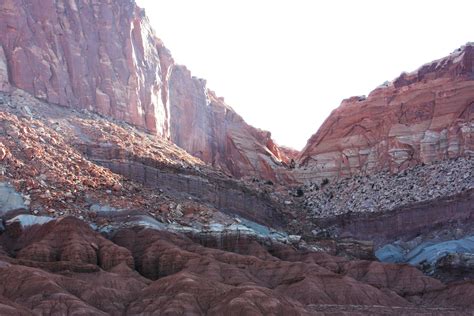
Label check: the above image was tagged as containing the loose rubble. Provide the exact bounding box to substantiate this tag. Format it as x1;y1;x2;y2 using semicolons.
0;89;293;233
301;157;473;218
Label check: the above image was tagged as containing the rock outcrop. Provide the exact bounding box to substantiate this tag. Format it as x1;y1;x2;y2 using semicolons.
297;44;474;183
0;0;292;182
0;45;9;92
0;0;173;137
169;66;293;182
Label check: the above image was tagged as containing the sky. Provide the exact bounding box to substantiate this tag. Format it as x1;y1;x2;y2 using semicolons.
136;0;473;150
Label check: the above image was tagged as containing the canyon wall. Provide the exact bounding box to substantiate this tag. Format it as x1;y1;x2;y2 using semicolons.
1;0;472;185
0;0;292;182
169;65;293;182
297;45;474;183
0;0;173;137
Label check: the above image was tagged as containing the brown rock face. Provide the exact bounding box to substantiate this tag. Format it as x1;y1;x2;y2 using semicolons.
297;45;474;182
312;189;474;246
0;0;173;137
169;66;293;182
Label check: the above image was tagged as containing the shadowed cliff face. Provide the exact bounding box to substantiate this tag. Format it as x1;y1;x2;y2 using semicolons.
311;189;474;247
94;159;288;228
297;45;474;183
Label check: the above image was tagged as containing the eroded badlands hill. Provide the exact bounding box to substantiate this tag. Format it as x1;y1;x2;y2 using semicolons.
1;216;473;315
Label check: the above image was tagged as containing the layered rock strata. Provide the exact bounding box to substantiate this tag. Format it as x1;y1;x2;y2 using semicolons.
297;44;474;183
293;157;473;257
0;216;472;314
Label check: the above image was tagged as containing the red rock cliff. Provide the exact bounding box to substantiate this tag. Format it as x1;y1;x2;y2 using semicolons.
0;0;292;181
0;0;174;136
297;44;474;183
169;65;293;182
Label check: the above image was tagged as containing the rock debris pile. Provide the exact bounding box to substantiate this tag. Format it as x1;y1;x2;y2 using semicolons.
0;89;292;231
0;90;231;226
302;157;473;218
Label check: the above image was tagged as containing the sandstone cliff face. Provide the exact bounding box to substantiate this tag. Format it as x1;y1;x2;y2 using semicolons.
0;0;292;181
297;45;474;183
0;0;173;137
169;65;293;182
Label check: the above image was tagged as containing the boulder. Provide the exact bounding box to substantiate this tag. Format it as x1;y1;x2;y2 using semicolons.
0;182;26;214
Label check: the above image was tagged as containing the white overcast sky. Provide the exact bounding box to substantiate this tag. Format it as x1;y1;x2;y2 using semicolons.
136;0;473;150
